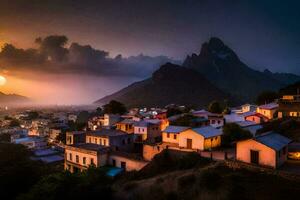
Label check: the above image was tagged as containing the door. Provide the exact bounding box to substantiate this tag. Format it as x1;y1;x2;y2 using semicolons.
250;150;259;164
121;161;126;170
186;139;192;149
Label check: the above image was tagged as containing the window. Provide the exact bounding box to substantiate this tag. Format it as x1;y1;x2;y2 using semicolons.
91;158;94;165
112;159;116;166
174;134;177;139
127;138;131;144
83;157;86;165
89;137;91;143
211;120;215;124
100;139;102;145
76;155;79;163
69;153;72;161
167;133;170;138
104;140;106;146
278;150;281;157
94;138;97;144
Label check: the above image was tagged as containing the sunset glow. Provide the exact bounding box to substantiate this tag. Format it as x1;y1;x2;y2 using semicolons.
0;75;6;86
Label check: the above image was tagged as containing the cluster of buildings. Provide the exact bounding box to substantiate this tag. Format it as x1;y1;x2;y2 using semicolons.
1;93;300;175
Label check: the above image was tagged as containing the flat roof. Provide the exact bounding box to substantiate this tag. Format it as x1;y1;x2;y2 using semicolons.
70;143;109;152
86;129;127;137
34;148;59;157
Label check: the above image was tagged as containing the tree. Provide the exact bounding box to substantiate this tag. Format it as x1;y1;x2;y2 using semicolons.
103;100;127;115
208;101;223;114
222;107;231;115
256;91;279;105
0;143;56;200
222;123;253;146
9;119;20;127
0;133;11;142
18;167;113;200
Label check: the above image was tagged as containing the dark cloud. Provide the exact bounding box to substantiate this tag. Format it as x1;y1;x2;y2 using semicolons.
0;35;178;77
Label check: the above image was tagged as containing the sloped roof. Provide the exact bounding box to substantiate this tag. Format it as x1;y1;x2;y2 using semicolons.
258;103;278;110
235;120;257;127
254;132;291;151
163;125;190;133
192;126;222;138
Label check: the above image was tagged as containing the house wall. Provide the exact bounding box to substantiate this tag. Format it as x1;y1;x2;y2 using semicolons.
257;108;276;119
116;123;134;134
203;136;221;150
64;148;107;169
236;139;276;168
86;135;109;146
179;129;204;150
245;115;262;124
143;144;164;161
109;155;148;171
162;132;179;144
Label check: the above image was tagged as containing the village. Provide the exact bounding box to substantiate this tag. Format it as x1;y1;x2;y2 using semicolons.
1;92;300;177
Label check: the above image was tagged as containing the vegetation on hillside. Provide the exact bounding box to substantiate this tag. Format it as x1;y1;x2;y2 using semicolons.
222;123;253;146
103;100;127;115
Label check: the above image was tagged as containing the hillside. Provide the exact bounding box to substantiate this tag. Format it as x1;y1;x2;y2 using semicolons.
94;63;231;108
279;81;300;95
0;92;30;105
183;37;300;102
113;150;300;200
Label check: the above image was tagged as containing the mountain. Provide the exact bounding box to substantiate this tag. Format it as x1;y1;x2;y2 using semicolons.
0;92;30;105
183;37;300;102
279;81;300;95
94;63;231;108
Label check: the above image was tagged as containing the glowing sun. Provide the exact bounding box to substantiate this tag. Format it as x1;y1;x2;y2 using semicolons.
0;76;7;86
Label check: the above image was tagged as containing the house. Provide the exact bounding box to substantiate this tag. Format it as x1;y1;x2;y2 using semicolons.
235;121;263;136
236;104;257;114
64;143;109;173
256;102;278;120
133;121;161;142
208;114;225;128
162;125;190;144
86;129;134;151
48;128;61;143
88;114;121;130
14;137;47;150
32;148;64;164
179;126;222;150
116;119;135;134
236;132;291;168
278;95;300;118
244;112;269;124
108;151;148;171
66;131;86;145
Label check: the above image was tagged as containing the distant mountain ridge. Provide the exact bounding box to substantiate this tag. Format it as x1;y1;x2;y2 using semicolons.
0;92;30;104
183;37;300;102
95;63;231;108
95;37;300;107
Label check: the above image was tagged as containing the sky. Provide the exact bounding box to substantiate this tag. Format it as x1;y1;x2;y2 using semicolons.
0;0;299;104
